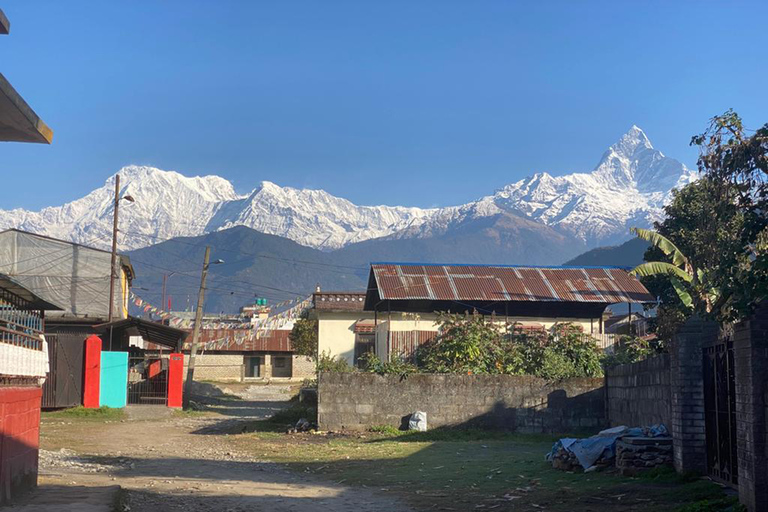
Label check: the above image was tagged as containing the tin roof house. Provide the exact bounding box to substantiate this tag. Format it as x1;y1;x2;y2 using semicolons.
313;263;655;366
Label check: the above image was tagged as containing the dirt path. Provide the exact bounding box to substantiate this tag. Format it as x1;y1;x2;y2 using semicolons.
35;385;413;512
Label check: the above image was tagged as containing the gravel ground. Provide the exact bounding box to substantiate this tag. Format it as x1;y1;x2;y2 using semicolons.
32;383;413;512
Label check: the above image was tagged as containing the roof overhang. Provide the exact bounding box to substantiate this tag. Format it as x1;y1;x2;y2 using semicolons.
93;316;189;350
0;9;10;35
0;272;64;310
0;73;53;143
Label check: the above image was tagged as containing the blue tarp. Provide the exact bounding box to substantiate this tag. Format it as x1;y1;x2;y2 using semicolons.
547;424;668;470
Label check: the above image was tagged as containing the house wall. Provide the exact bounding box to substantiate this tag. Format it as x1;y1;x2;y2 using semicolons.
318;373;605;433
181;352;312;382
378;313;599;334
0;384;42;504
317;311;374;366
370;313;603;361
605;354;671;428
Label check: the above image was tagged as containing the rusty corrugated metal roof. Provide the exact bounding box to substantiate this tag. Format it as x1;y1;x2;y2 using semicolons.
370;263;654;304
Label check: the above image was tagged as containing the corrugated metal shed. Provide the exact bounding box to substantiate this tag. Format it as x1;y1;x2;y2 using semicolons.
369;263;654;304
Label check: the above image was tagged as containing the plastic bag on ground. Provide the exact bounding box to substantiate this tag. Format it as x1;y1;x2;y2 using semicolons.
408;411;427;431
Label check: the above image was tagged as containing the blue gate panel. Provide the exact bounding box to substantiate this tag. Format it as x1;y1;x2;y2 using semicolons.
100;351;128;408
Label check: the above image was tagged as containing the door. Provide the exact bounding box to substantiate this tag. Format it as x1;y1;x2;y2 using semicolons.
703;338;738;486
42;334;86;408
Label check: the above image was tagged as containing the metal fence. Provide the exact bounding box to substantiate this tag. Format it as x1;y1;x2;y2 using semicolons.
127;355;169;405
0;290;44;351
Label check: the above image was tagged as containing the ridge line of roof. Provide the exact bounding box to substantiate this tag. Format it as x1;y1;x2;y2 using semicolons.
370;262;634;270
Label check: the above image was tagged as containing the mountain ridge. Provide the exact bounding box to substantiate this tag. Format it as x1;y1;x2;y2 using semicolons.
0;126;695;253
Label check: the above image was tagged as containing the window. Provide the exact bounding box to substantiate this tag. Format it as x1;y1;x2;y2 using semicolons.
245;356;261;378
274;357;286;368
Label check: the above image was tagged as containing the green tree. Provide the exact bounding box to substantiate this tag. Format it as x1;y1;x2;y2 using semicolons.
289;312;319;361
633;112;768;325
690;111;768;320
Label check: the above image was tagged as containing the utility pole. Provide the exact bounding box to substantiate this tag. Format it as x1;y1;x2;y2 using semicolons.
107;174;134;324
161;274;167;312
183;246;211;409
107;175;121;323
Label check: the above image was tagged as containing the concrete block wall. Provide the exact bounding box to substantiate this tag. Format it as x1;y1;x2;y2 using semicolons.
318;373;605;433
605;354;671;428
0;385;42;504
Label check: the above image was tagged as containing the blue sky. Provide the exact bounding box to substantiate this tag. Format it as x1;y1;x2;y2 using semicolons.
1;1;766;210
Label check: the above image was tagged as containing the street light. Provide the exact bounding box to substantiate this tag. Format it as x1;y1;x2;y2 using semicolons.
108;174;135;323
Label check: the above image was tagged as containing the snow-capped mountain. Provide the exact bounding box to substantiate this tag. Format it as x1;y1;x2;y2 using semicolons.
0;165;436;251
491;125;698;245
0;126;695;252
206;181;434;250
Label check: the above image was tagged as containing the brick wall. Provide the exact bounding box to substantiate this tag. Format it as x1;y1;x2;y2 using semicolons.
605;354;671;428
183;354;244;382
318;373;605;433
0;386;42;504
182;353;315;382
669;316;716;474
732;303;768;512
292;355;315;380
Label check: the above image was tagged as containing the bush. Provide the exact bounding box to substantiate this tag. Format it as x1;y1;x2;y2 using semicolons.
416;316;603;379
359;352;417;376
316;351;353;373
417;312;507;374
602;335;655;367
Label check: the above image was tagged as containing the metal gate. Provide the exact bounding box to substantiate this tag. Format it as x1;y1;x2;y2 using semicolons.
42;334;85;409
127;355;169;405
703;337;738;486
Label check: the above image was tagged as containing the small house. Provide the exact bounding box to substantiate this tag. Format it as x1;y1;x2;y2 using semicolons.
313;263;655;365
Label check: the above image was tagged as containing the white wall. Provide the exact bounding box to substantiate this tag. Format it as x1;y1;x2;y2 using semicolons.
317;311;374;366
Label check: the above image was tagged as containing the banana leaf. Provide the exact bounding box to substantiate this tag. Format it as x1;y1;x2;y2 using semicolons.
630;261;693;282
630;227;688;267
670;275;694;309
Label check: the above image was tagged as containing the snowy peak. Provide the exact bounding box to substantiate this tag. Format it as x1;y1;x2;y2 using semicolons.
479;126;697;246
610;125;654;157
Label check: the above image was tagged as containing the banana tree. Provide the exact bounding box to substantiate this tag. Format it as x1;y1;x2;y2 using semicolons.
629;227;719;311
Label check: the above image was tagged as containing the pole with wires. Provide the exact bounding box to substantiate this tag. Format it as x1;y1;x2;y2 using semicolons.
183;246;209;409
107;175;120;323
183;247;223;409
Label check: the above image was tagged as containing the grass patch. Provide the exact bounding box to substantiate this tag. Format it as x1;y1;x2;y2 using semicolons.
369;425;401;435
232;428;736;512
43;406;124;421
173;408;210;417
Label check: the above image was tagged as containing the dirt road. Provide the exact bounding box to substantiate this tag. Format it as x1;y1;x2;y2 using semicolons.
32;385;413;512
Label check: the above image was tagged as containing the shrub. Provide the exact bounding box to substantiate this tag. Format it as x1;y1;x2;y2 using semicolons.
359;352;417;376
602;335;655;367
316;351;353;373
416;316;603;379
417;312;506;374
